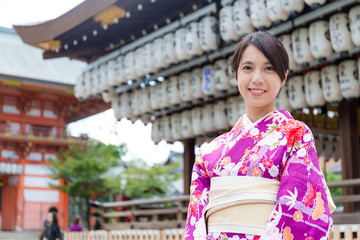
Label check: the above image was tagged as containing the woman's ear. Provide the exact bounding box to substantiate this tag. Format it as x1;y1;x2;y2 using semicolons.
281;70;289;87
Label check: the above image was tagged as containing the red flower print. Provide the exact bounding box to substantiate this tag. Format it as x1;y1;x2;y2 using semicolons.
252;167;262;177
262;158;273;169
253;133;262;141
305;238;314;240
253;236;260;240
303;156;311;165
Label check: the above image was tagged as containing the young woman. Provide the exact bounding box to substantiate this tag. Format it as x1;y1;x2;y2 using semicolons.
184;32;335;240
43;212;62;240
69;215;83;232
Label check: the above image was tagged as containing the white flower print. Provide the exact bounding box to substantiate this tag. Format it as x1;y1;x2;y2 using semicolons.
250;127;260;136
190;216;196;226
229;236;240;240
193;217;207;240
297;148;307;157
192;172;198;181
269;165;279;177
212;232;220;238
259;222;282;240
284;187;298;210
303;133;312;142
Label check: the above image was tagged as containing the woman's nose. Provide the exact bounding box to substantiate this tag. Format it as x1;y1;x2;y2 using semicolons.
251;70;264;84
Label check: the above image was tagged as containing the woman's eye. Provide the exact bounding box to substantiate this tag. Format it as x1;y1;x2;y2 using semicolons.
242;66;252;70
265;66;274;71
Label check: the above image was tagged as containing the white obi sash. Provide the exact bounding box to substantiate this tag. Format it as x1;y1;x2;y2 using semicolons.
205;176;280;235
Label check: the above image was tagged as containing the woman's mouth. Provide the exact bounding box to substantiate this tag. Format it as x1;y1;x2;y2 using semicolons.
249;88;266;96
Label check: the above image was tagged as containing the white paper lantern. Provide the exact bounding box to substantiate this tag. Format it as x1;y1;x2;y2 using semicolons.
288;75;307;109
329;13;354;53
249;0;272;29
275;81;292;111
219;5;238;42
135;47;145;78
266;0;289;24
115;55;127;86
202;64;217;96
281;0;305;16
202;104;216;133
99;63;109;92
278;34;298;70
179;72;192;102
168;75;182;105
156;82;165;110
92;67;102;96
191;107;205;136
153;37;168;70
185;22;204;57
160;80;171;109
83;69;93;98
101;88;116;104
233;0;254;37
238;95;246;116
163;32;178;65
130;90;141;117
349;5;360;47
107;59;117;87
144;42;157;74
120;92;134;119
112;95;122;120
175;28;191;61
190;67;204;100
226;96;240;127
214;59;232;91
151;118;162;144
150;84;160;110
213;100;230;131
227;55;237;87
321;65;343;103
199;16;220;52
124;51;137;80
171;113;183;141
181;110;194;138
309;21;333;60
304;0;326;8
139;87;152;114
163;115;174;143
74;73;86;101
338;59;360;99
304;70;326;107
159;117;166;141
292;28;314;65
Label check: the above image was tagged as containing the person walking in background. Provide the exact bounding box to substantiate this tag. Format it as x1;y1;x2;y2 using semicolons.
43;211;62;240
69;215;83;232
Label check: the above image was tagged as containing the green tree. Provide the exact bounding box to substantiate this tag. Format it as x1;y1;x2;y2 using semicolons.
48;140;126;228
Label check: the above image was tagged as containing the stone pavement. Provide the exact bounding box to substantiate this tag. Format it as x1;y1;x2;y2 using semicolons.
0;231;41;240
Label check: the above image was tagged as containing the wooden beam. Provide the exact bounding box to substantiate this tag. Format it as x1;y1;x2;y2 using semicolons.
183;138;195;195
338;99;360;212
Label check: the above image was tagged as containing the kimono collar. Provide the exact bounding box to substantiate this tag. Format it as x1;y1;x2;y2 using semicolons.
242;111;274;132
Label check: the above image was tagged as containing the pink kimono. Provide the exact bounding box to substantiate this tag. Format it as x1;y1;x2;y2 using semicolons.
184;110;334;240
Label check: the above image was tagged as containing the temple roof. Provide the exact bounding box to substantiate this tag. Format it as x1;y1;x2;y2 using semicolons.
14;0;211;63
0;27;85;87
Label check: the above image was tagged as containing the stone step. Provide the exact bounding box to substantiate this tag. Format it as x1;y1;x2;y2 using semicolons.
0;231;42;240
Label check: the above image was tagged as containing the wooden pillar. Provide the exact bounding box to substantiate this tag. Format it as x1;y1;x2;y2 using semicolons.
183;138;195;195
338;99;360;212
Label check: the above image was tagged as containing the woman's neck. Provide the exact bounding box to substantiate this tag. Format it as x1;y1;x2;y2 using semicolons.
245;106;276;123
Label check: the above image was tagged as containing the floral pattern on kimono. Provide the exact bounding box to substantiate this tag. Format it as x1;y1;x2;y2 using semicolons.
184;110;333;240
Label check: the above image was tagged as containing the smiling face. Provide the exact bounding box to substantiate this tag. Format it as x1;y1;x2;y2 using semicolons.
236;44;285;117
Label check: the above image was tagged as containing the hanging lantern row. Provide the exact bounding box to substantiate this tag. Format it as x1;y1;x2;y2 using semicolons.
276;58;360;111
151;95;245;143
74;3;360;102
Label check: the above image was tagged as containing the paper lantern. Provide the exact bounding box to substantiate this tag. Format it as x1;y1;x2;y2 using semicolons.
144;42;157;74
233;0;254;37
175;28;191;61
181;110;194;138
249;0;272;29
160;80;171;109
202;64;217;96
151;118;162;144
190;67;204;100
171;113;183;141
304;0;326;8
83;69;94;98
349;5;360;47
281;0;305;16
309;21;333;59
329;13;354;53
107;59;117;87
292;28;314;65
338;59;360;99
130;90;141;117
153;37;168;70
226;96;240;127
185;22;204;57
101;88;116;104
124;51;137;80
214;59;232;91
288;75;307;109
320;65;343;103
213;100;230;131
74;73;86;101
278;34;298;70
163;116;174;143
304;70;326;107
179;72;193;102
111;95;122;120
199;15;220;52
139;87;152;115
134;47;145;78
120;92;134;119
99;63;110;93
150;84;160;110
219;5;238;42
115;55;126;86
266;0;289;24
202;103;216;133
92;67;102;96
191;107;205;136
168;75;182;105
156;82;165;110
275;81;292;111
163;32;179;65
227;55;237;87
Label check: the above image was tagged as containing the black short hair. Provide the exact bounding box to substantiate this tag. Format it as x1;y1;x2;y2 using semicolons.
232;31;289;81
49;206;58;213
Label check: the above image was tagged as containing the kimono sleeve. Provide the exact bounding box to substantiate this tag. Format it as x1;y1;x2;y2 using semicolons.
184;149;210;240
260;122;334;240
